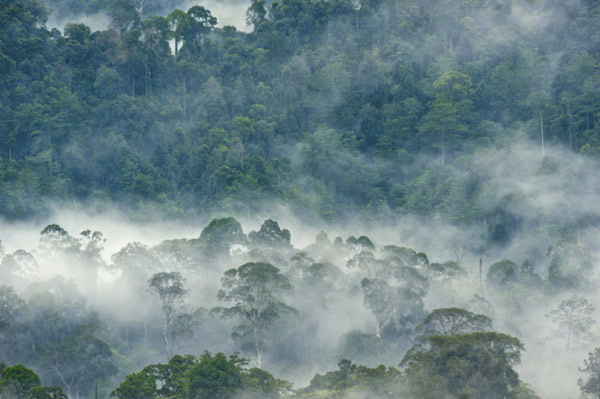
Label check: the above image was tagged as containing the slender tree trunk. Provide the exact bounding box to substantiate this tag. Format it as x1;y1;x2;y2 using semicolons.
540;109;545;156
145;53;149;97
441;128;446;166
587;112;590;130
183;78;187;121
163;314;172;361
254;323;261;368
479;257;483;291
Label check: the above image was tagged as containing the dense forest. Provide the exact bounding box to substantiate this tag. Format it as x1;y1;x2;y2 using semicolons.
2;217;597;399
3;0;600;397
2;0;600;224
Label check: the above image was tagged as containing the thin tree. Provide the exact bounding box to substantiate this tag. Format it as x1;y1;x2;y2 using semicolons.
546;295;595;351
148;272;188;361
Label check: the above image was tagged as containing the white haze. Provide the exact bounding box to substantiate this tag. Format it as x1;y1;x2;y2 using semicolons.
2;141;600;397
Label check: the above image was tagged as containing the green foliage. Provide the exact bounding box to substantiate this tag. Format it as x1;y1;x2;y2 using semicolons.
416;307;492;338
248;220;291;250
27;386;69;399
1;0;599;227
0;364;41;398
401;332;524;399
303;359;402;398
188;352;242;399
199;217;247;254
579;348;600;399
111;352;290;399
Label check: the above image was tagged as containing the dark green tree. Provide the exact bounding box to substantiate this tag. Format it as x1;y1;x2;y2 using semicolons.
579;348;600;399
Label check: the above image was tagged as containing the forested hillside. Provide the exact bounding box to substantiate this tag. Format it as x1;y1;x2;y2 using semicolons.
3;0;600;398
2;0;600;223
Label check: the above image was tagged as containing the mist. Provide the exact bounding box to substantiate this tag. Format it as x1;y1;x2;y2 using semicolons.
3;0;600;397
2;139;600;398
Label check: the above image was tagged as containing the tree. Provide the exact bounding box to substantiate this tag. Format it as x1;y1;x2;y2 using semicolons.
401;332;524;399
112;353;290;399
27;386;69;399
110;372;157;399
248;220;292;250
580;348;600;399
167;9;190;55
546;295;595;351
186;6;217;42
419;70;473;165
148;272;190;361
199;217;247;255
188;352;242;399
38;224;79;255
0;285;26;331
214;262;296;367
361;264;428;340
108;0;140;34
0;364;41;399
486;259;518;289
94;66;124;99
416;307;492;338
41;334;116;399
246;0;267;27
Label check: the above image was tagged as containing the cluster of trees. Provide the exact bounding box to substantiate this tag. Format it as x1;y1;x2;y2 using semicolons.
0;363;68;399
1;216;600;398
0;282;116;398
2;0;600;224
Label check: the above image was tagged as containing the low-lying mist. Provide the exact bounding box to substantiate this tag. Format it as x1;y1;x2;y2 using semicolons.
1;140;599;398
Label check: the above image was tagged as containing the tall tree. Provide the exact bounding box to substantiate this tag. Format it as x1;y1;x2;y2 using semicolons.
148;272;190;361
546;295;595;351
213;262;296;367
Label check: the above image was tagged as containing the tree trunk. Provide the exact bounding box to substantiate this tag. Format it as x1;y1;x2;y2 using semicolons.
183;78;187;121
163;317;171;361
145;53;149;97
254;324;262;368
540;108;545;156
441;128;446;166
